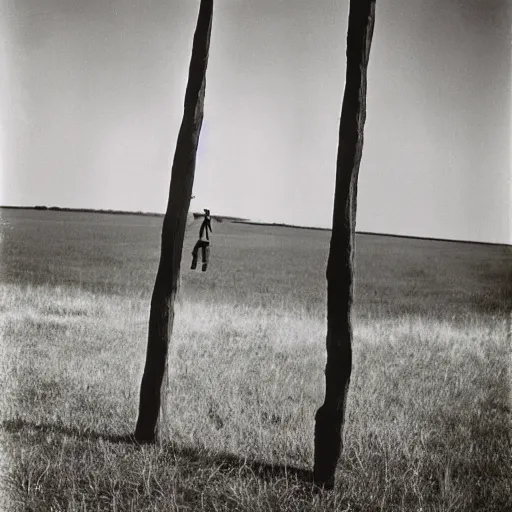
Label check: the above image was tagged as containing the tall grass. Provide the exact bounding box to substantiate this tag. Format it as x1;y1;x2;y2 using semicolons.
1;281;510;511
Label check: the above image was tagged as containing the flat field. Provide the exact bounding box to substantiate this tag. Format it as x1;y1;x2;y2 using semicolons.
0;208;510;511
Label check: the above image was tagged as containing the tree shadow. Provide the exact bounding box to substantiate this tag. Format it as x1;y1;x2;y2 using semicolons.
1;418;315;486
1;418;137;445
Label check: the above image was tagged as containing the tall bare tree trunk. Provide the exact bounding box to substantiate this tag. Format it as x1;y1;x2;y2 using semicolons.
313;0;376;488
134;0;213;443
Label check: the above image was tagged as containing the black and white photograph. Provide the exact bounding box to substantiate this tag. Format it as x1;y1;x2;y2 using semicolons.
0;0;510;510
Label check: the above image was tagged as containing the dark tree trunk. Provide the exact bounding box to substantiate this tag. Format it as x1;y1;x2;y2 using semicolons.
134;0;213;443
313;0;376;489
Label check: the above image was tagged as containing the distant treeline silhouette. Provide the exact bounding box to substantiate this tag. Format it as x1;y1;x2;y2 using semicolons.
1;205;164;217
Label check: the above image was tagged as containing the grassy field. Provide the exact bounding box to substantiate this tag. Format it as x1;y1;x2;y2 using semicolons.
0;208;511;511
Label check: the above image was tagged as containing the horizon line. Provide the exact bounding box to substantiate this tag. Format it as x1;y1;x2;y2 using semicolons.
0;205;510;248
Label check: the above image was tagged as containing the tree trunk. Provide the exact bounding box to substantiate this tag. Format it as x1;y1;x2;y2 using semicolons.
134;0;213;443
313;0;376;489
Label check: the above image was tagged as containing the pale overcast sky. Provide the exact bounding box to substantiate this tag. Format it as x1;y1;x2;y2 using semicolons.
1;0;510;243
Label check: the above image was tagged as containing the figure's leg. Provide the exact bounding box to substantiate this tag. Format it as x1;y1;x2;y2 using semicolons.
191;241;200;269
201;243;209;271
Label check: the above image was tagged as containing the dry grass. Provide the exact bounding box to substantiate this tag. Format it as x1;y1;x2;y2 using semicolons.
1;280;510;511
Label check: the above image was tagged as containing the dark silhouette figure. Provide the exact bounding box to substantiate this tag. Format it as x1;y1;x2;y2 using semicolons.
191;208;212;271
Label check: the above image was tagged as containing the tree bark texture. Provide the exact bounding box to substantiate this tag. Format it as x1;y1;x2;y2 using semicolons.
134;0;213;443
313;0;376;489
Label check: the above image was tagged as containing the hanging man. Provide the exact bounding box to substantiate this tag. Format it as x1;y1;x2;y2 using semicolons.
191;208;212;271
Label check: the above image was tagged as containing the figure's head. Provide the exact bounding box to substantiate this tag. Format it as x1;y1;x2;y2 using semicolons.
204;208;210;216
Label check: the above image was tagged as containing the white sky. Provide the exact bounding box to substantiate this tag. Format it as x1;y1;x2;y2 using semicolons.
1;0;510;243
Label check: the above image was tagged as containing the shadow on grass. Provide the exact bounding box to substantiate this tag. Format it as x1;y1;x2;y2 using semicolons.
1;418;315;486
